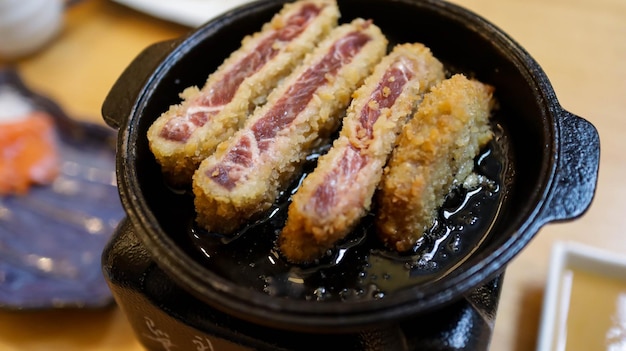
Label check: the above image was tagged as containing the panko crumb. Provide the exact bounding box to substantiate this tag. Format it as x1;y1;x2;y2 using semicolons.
376;74;495;252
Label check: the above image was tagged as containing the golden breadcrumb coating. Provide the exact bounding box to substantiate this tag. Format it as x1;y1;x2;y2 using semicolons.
147;0;339;185
193;19;388;234
376;74;495;252
280;43;445;263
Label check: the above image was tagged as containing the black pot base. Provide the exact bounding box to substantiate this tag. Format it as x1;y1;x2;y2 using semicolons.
102;218;504;351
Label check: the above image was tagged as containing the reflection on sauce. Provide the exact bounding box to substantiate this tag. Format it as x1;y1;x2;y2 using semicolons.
188;127;511;302
556;268;626;351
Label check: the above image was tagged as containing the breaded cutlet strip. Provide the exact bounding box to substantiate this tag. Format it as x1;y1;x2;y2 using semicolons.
193;19;388;234
279;43;445;263
376;74;495;252
147;0;339;185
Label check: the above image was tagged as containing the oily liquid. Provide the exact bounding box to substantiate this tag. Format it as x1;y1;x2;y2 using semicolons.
186;123;512;302
556;268;626;351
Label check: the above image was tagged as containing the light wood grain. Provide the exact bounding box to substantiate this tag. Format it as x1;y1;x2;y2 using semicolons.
0;0;624;350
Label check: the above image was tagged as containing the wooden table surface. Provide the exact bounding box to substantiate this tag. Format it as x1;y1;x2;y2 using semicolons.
0;0;624;350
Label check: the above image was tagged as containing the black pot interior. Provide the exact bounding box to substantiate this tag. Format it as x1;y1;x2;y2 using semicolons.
121;0;555;330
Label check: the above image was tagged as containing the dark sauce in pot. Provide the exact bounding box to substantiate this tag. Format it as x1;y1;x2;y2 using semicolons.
186;122;512;302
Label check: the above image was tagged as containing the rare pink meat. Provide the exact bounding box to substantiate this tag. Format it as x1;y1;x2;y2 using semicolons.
206;31;372;189
159;4;323;142
278;42;449;263
310;59;414;212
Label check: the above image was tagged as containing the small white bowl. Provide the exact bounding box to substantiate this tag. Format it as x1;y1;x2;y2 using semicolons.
0;0;63;59
536;241;626;351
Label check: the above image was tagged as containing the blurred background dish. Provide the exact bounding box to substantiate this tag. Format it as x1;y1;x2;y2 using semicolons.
111;0;254;27
0;68;124;310
0;0;64;60
537;242;626;351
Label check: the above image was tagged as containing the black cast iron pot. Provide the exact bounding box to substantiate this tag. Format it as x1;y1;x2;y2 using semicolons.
102;0;600;335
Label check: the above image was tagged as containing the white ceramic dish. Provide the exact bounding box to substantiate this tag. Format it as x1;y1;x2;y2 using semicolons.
111;0;254;27
537;241;626;351
0;0;63;59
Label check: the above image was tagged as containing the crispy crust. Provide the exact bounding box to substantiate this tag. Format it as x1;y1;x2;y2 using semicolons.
376;74;495;252
147;0;339;185
279;43;445;263
193;19;388;234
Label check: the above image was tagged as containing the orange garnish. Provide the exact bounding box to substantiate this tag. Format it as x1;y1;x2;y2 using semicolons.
0;111;59;195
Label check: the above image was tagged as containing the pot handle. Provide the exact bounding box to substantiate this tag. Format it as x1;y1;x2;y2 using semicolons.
540;110;600;223
102;39;181;129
